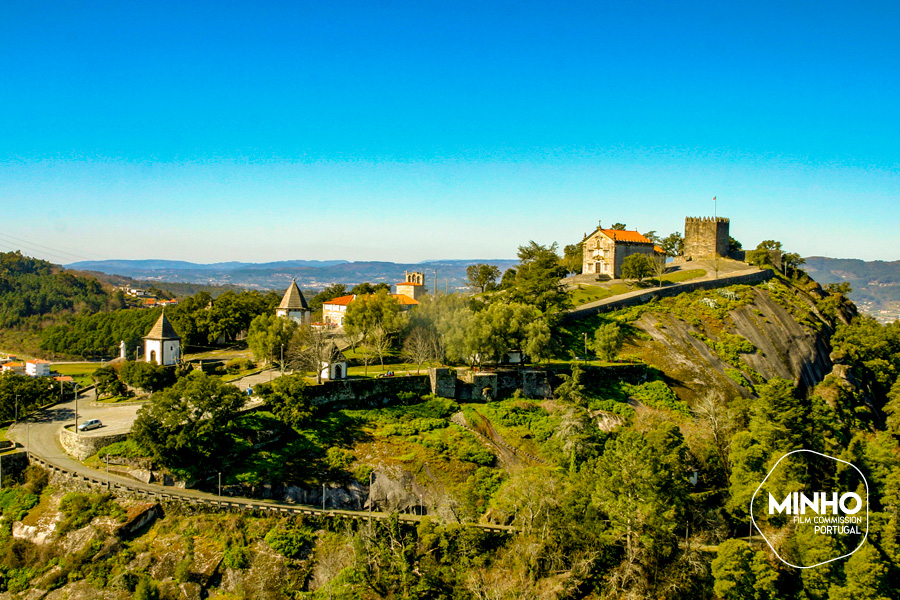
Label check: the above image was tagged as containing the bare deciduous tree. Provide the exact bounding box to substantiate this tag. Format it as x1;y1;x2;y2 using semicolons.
286;325;342;384
403;326;434;374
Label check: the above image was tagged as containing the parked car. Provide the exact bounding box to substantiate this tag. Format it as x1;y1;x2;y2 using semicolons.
78;419;102;431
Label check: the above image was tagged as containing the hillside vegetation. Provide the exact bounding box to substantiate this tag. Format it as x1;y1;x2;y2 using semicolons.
2;249;899;598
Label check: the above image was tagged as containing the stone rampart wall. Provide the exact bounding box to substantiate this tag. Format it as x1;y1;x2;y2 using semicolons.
564;269;775;322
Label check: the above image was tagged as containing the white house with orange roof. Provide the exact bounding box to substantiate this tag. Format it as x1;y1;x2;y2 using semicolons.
581;224;663;278
1;362;25;374
25;359;51;377
322;292;419;327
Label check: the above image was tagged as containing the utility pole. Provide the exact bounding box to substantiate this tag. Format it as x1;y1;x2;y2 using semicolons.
218;472;222;507
433;269;438;296
322;483;326;511
106;454;110;490
75;391;79;434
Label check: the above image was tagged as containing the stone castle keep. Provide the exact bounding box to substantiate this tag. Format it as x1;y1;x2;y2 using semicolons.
683;216;729;259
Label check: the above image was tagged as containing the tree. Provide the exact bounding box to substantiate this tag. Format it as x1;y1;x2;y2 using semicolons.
455;302;550;367
465;264;501;293
119;361;172;393
344;290;403;344
403;326;436;374
712;539;780;600
660;232;684;257
247;313;297;365
508;241;570;315
621;253;654;283
499;268;517;290
561;242;583;274
350;282;391;295
591;322;622;362
132;371;246;470
254;374;313;429
308;283;348;312
592;428;688;568
286;325;342;384
92;365;126;398
782;252;805;276
610;222;627;230
729;236;743;252
641;230;660;244
650;253;667;287
370;324;393;369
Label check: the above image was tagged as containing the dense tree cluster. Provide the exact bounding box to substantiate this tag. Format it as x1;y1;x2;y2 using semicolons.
41;289;279;358
0;251;109;328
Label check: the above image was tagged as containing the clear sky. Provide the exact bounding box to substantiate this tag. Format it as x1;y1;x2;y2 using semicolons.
1;0;898;264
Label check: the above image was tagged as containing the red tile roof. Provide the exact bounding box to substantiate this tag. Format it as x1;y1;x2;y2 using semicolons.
323;295;355;306
393;293;419;306
395;281;423;286
599;229;654;244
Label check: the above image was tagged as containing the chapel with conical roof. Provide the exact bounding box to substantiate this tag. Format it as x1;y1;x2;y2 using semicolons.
144;311;181;365
276;279;311;325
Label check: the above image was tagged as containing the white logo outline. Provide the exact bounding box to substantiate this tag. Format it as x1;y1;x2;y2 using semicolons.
750;449;869;569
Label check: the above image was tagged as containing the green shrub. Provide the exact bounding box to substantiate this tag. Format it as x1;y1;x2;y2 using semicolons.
725;368;750;388
133;578;160;600
57;493;126;534
590;399;636;419
264;526;314;559
623;381;691;417
325;447;355;471
223;545;251;569
449;429;495;466
0;488;39;522
96;439;147;459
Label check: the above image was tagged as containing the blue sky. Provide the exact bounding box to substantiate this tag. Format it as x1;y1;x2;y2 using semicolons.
1;0;898;263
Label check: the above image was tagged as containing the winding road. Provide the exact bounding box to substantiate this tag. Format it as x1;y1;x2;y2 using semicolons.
6;395;517;533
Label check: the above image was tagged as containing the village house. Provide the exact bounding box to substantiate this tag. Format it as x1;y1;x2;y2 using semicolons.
582;224;662;278
25;359;51;377
323;292;419;327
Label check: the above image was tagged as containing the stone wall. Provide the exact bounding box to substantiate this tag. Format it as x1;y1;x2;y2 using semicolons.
303;376;432;410
684;216;729;259
59;426;129;461
564;268;775;322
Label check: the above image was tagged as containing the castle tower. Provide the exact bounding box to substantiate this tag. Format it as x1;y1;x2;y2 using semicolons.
276;279;311;325
396;271;426;301
144;311;181;366
684;217;729;259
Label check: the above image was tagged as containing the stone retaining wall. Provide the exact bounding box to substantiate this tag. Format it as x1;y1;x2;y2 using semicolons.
564;268;775;322
59;426;129;461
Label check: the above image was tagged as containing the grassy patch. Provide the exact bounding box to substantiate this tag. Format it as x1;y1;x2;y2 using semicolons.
658;268;706;284
51;362;101;386
571;285;614;307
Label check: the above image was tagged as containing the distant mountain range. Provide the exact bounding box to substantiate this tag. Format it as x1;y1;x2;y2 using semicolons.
804;256;900;323
65;258;520;292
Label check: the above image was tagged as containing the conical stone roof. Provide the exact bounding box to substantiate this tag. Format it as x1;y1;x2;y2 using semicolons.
278;279;309;310
145;311;180;340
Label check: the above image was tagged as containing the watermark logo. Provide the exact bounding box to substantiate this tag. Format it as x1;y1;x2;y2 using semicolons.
750;449;869;569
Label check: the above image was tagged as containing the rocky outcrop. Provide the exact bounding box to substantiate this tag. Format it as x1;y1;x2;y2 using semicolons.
635;282;838;402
